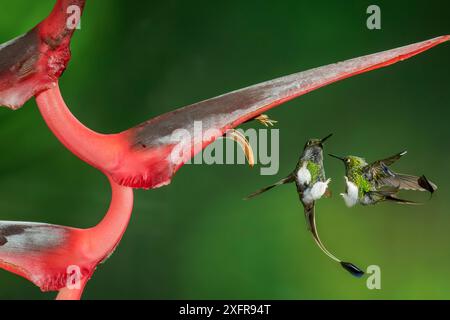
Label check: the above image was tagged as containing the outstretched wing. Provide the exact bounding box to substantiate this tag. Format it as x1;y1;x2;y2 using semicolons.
373;151;408;167
110;36;449;189
377;173;438;192
364;151;438;192
364;151;408;181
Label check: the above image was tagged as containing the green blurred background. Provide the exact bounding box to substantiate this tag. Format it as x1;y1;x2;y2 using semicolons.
0;0;449;299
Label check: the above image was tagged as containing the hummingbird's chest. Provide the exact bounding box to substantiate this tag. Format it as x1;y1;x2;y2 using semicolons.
295;160;324;193
348;170;373;198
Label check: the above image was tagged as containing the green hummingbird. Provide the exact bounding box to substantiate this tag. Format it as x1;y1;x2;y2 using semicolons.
246;134;365;277
329;151;437;207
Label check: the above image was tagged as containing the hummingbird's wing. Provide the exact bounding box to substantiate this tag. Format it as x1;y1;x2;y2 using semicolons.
365;151;438;193
244;175;295;200
378;174;437;192
364;151;410;185
378;151;408;166
366;151;408;175
303;202;364;277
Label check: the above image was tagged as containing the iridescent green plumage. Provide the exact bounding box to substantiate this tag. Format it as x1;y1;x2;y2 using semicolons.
306;161;321;184
345;156;373;199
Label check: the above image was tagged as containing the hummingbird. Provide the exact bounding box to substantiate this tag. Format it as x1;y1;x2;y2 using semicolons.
246;134;365;277
329;151;437;207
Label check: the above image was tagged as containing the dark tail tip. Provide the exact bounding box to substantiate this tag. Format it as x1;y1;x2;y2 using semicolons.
418;175;437;194
340;262;365;278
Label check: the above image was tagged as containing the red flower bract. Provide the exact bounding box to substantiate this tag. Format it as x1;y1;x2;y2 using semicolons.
0;0;85;109
36;36;450;190
0;177;133;300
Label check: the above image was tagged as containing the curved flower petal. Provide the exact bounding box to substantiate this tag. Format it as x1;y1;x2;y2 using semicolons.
35;36;450;189
0;177;133;299
0;0;86;109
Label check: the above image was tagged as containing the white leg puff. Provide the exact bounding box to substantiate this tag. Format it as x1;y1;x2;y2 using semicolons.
297;162;311;186
340;176;359;207
302;179;331;204
310;178;331;200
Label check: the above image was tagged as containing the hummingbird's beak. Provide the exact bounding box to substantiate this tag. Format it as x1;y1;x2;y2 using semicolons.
329;154;345;162
320;133;333;144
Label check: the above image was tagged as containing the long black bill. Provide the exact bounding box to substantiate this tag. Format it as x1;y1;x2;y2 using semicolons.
329;154;345;161
320;133;333;144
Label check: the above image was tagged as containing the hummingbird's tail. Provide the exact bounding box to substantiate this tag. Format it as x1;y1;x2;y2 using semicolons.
378;169;437;194
368;189;423;205
384;195;422;205
418;175;438;194
303;203;365;278
244;175;295;200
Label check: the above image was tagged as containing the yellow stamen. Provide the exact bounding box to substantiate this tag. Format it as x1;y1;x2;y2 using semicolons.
255;114;277;127
226;129;255;168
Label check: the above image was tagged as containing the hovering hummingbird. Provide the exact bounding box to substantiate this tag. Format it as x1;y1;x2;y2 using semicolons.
329;151;437;207
246;134;365;277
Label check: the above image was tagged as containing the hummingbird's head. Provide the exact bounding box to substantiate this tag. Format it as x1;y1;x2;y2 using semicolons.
303;134;333;150
329;154;367;172
302;134;332;161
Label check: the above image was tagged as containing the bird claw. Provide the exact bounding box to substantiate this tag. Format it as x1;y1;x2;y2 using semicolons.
255;114;278;127
226;129;255;168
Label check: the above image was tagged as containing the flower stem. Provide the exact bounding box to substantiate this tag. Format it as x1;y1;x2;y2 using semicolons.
35;83;121;172
56;176;133;300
